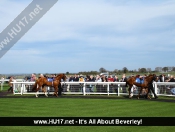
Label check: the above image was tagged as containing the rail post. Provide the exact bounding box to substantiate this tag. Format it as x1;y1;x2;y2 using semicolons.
83;82;86;96
107;83;109;96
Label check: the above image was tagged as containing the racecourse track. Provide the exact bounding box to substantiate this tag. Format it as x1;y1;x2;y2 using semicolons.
0;91;175;103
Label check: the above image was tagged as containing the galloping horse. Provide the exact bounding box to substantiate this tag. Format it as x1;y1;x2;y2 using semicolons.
125;74;158;99
32;74;67;97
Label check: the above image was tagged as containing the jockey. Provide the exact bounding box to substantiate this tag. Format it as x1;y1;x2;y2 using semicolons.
47;75;54;95
47;75;53;82
140;75;144;84
135;75;141;83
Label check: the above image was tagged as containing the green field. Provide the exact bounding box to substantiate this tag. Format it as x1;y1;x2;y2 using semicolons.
0;97;175;132
1;82;175;131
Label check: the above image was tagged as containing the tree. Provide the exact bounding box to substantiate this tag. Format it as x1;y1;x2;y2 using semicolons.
162;67;168;72
147;68;152;72
139;68;147;73
99;67;107;73
66;72;70;74
113;69;118;74
172;67;175;72
123;67;128;73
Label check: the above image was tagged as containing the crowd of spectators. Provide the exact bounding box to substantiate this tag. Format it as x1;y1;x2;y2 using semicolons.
21;73;175;83
3;73;175;94
65;74;127;93
67;74;125;83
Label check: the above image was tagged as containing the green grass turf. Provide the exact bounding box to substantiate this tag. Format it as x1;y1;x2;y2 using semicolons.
0;98;175;117
1;83;175;131
0;98;175;132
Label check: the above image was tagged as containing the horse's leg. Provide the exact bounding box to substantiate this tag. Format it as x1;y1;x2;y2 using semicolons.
128;85;132;98
53;86;58;97
35;92;38;97
42;85;48;97
137;87;142;99
52;86;56;96
146;88;151;99
35;90;38;98
35;85;40;98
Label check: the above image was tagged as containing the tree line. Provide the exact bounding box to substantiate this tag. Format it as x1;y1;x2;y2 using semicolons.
65;67;175;75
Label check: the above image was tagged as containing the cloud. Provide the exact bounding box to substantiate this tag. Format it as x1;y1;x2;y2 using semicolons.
0;0;175;73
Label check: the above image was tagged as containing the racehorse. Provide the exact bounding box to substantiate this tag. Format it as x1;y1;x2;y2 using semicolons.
125;74;158;99
32;74;67;97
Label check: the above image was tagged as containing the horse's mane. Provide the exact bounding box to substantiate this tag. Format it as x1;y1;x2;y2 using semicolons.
144;74;157;81
56;73;65;77
148;74;156;77
55;74;66;81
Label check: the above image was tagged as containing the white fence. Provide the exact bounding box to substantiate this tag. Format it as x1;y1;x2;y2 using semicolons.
7;81;175;97
0;79;9;90
154;82;175;97
0;79;24;91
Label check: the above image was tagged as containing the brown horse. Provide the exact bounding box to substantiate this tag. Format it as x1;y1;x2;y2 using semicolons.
32;74;67;97
125;74;158;99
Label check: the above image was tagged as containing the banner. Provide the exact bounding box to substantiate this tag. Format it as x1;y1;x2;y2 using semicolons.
0;0;58;58
0;117;175;126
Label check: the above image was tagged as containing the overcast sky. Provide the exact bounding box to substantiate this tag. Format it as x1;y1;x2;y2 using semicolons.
0;0;175;74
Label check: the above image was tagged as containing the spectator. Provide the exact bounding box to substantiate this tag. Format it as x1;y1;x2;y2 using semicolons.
79;75;84;92
114;76;119;82
159;74;165;94
79;75;85;82
67;75;73;92
70;74;79;92
101;75;108;93
95;75;102;82
108;75;114;82
166;75;175;94
147;80;158;99
168;75;175;82
1;76;4;80
86;75;95;92
69;75;74;82
101;75;108;82
95;75;102;92
159;74;165;82
40;74;44;78
108;75;114;93
89;75;95;82
31;73;36;81
120;74;127;93
73;74;79;82
114;76;119;93
0;76;5;91
8;76;13;92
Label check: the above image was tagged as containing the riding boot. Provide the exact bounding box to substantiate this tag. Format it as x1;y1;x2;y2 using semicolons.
150;87;158;99
154;94;158;99
8;88;10;92
152;91;158;99
8;87;12;92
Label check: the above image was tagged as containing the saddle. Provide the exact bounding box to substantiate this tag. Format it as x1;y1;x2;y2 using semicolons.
47;78;54;86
